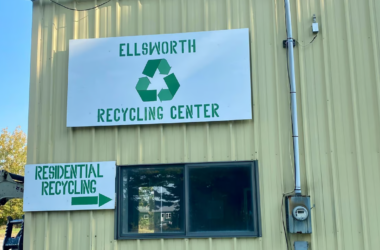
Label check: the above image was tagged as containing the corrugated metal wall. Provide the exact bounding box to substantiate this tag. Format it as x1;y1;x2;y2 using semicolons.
25;0;380;249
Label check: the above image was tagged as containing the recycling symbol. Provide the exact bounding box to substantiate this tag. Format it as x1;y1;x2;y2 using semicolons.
135;59;180;102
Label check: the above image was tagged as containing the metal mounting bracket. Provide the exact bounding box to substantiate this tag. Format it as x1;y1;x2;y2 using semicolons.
283;39;297;48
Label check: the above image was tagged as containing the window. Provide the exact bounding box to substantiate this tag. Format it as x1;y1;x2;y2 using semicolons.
116;161;261;239
118;166;184;236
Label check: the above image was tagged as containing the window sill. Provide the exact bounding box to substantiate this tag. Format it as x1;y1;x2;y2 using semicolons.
117;232;261;240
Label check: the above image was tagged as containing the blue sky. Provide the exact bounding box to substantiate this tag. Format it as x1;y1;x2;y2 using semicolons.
0;0;32;133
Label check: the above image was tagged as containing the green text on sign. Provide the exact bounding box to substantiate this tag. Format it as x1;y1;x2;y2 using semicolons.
119;40;196;57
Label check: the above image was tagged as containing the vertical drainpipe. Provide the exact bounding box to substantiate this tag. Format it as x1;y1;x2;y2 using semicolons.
284;0;302;195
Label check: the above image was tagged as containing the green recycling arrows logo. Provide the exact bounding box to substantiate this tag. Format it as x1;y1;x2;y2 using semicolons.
135;59;180;102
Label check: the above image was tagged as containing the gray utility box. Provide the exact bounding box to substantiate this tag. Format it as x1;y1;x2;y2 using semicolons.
285;195;312;234
294;241;309;250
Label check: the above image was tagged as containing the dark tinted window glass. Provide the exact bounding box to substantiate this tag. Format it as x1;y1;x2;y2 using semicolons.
188;165;254;232
120;167;184;234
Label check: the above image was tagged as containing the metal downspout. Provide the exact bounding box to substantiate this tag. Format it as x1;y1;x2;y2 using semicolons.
284;0;302;195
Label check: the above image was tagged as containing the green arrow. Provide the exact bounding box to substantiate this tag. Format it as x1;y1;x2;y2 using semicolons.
142;59;161;78
71;196;98;205
71;193;112;207
137;90;157;102
142;59;171;78
99;194;112;207
136;77;157;102
158;73;180;101
136;77;151;90
164;73;180;95
157;89;173;101
157;59;171;75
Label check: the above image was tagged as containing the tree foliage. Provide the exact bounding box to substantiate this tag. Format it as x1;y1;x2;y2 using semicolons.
0;127;27;225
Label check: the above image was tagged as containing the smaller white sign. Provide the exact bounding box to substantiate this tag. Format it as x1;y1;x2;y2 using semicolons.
23;161;115;212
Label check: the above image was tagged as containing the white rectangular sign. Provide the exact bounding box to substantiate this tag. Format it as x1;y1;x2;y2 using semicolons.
67;28;252;127
23;161;115;212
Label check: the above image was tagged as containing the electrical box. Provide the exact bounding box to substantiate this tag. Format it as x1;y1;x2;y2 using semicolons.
312;14;319;34
312;23;319;34
294;241;308;250
285;195;312;234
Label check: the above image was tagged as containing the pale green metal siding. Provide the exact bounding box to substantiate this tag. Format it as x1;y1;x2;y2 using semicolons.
25;0;380;249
